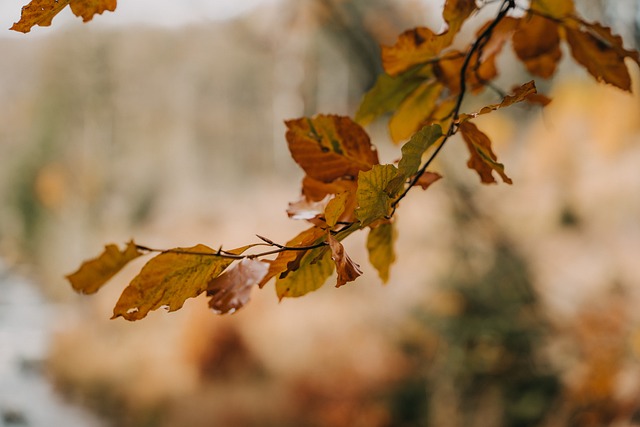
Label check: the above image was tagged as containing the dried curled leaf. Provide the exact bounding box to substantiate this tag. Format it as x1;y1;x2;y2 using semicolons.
66;241;142;295
366;221;396;283
11;0;116;33
459;80;539;121
459;121;512;185
285;115;378;182
112;245;247;321
207;259;269;315
328;234;362;288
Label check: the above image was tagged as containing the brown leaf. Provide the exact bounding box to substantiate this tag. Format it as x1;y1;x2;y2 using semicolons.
459;121;512;184
258;226;326;288
207;259;269;315
565;23;639;92
415;171;443;190
442;0;476;35
327;234;362;288
434;49;498;95
459;80;538;121
112;245;245;321
285;115;378;183
512;14;562;78
287;196;330;221
476;17;521;63
66;241;142;295
11;0;116;33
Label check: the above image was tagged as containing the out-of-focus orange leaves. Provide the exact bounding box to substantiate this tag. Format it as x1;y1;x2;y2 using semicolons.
459;80;538;121
327;234;362;288
112;245;244;321
258;226;326;288
513;15;562;78
565;22;640;92
366;222;396;283
459;121;512;185
207;259;269;315
442;0;476;36
389;80;442;143
415;171;442;190
286;115;378;183
11;0;116;33
355;164;400;227
66;241;142;295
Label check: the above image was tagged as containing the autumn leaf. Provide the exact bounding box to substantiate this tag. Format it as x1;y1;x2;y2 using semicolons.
66;241;142;295
512;14;562;78
11;0;116;33
355;164;401;227
112;244;246;321
459;121;512;185
287;196;329;221
286;115;379;182
434;49;498;95
529;0;574;19
324;192;350;228
565;23;639;92
258;226;326;288
459;80;538;121
327;234;362;287
477;17;520;63
275;246;334;299
415;172;443;190
366;222;396;283
207;259;269;315
355;67;427;126
397;124;443;178
442;0;477;36
389;80;443;143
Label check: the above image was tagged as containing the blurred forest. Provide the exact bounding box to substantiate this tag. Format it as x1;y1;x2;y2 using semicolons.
1;0;640;426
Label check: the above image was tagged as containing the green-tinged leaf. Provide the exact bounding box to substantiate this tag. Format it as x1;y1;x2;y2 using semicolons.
458;81;538;121
565;23;639;92
459;121;512;185
389;80;443;143
325;192;350;228
530;0;574;18
442;0;477;37
398;124;443;177
207;259;269;315
366;222;397;283
327;234;362;288
276;246;334;299
66;240;142;295
112;244;247;321
285;115;379;182
355;67;427;125
356;164;401;227
258;226;326;288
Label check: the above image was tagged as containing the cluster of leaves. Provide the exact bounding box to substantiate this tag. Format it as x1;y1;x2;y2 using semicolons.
16;0;638;320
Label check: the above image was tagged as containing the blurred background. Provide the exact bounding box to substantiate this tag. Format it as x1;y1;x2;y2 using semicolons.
1;0;640;426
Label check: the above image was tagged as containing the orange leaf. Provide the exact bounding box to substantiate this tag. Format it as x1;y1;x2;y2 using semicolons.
476;17;520;63
434;50;498;95
442;0;477;35
66;240;142;295
327;234;362;288
11;0;116;33
112;245;244;321
459;121;512;184
512;14;562;78
285;115;379;183
565;23;639;92
207;259;269;315
415;171;443;190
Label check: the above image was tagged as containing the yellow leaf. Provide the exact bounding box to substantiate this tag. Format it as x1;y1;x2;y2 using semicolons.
512;14;562;78
442;0;476;37
11;0;115;33
565;23;638;92
459;121;512;185
389;80;443;144
355;164;400;227
285;115;379;183
112;244;243;321
327;234;362;288
324;192;350;228
275;246;334;299
207;259;269;315
530;0;574;19
366;222;396;283
66;241;142;295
